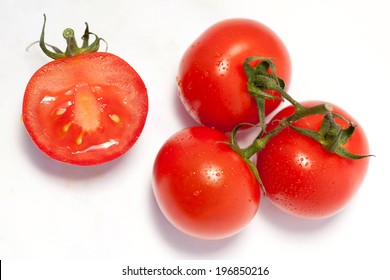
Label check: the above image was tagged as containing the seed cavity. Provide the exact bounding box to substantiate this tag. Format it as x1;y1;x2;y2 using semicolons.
55;85;123;147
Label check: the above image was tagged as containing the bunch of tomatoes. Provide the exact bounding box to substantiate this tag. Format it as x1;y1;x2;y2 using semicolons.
22;17;370;240
152;19;371;239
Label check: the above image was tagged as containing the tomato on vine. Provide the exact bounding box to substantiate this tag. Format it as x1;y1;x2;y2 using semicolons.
22;15;148;165
152;17;372;239
256;101;370;219
177;18;291;132
203;54;371;220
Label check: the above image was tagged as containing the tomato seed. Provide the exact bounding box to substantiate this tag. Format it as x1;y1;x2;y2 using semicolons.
63;122;72;132
109;114;120;123
76;134;83;145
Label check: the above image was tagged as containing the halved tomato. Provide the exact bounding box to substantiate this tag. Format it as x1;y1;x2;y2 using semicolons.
22;52;148;165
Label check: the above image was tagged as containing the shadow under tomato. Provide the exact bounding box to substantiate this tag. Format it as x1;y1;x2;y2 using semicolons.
149;185;239;257
19;124;125;181
172;83;199;128
258;197;341;233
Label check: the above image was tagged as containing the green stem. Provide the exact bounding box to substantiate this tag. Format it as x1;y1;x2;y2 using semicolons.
63;28;80;57
35;14;106;60
243;103;333;159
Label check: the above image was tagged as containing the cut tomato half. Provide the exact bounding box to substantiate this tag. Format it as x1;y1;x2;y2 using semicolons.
22;52;148;165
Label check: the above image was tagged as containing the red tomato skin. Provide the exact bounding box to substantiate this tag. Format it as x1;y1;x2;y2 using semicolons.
178;18;291;132
256;101;370;219
152;126;260;239
22;52;148;165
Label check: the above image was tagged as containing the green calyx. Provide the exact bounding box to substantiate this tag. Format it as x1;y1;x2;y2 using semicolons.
290;112;372;160
28;14;107;60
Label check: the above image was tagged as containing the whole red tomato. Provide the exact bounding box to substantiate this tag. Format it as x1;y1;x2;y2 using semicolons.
256;101;370;219
152;126;260;239
177;18;291;132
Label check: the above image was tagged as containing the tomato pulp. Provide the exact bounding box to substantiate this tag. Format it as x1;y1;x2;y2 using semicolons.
23;52;148;165
178;18;291;132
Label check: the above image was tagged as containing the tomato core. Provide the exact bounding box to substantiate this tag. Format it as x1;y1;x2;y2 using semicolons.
74;85;101;133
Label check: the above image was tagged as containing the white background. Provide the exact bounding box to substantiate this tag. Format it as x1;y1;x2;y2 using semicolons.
0;0;389;278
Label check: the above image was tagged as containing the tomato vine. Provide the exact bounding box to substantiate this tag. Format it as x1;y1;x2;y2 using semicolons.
225;57;372;190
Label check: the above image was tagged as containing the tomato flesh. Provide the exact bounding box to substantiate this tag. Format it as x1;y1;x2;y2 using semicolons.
153;126;260;239
178;18;291;132
23;52;148;165
256;101;370;219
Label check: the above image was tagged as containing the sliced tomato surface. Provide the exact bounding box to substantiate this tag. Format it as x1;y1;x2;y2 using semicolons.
22;52;148;165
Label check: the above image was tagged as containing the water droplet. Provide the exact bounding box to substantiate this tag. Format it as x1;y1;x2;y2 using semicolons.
193;190;201;197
